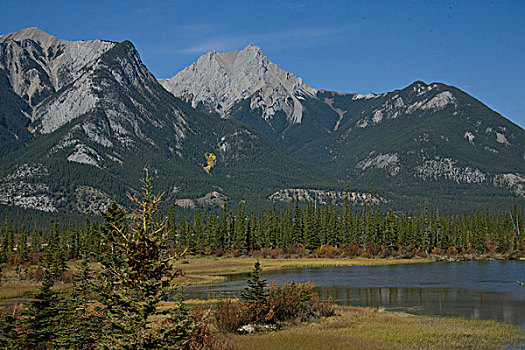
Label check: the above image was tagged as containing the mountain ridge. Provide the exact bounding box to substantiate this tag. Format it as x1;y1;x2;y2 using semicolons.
0;27;523;216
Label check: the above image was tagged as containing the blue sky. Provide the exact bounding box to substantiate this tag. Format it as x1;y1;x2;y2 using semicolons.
1;0;524;127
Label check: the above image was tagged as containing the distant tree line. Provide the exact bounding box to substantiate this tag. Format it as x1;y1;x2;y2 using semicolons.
1;198;523;273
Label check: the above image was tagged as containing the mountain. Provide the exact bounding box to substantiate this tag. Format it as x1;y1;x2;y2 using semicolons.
0;28;336;216
0;28;523;217
162;46;525;211
159;44;336;153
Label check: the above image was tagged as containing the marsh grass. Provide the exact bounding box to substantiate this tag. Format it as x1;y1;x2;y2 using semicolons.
174;256;431;285
0;282;40;300
231;306;524;350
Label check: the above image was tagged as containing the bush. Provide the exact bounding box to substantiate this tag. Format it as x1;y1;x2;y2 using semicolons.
215;300;248;333
215;282;334;332
315;245;341;258
184;308;233;350
215;262;334;334
267;281;333;322
287;243;307;257
270;248;283;259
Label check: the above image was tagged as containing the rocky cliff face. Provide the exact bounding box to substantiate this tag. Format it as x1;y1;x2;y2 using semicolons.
159;44;317;126
0;28;331;214
0;27;114;111
0;27;191;166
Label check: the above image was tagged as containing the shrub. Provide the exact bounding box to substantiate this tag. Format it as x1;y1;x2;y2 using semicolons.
230;246;241;257
270;248;283;259
214;247;225;257
215;300;247;333
341;243;363;257
315;245;340;258
287;243;307;257
260;248;271;258
267;281;333;322
184;308;233;350
366;242;380;256
203;246;213;256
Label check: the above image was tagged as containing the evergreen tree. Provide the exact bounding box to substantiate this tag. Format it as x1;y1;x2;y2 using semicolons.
55;257;101;349
17;268;61;349
240;260;267;303
97;173;193;349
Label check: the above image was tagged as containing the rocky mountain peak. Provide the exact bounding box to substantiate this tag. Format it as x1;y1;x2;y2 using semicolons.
0;27;54;44
0;27;115;104
159;44;316;125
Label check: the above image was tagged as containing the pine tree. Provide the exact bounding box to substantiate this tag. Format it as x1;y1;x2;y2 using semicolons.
240;260;267;303
55;257;101;349
292;198;303;244
17;268;61;349
97;173;193;349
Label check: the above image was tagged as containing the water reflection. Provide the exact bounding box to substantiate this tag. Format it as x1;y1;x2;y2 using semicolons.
185;261;525;326
314;286;525;325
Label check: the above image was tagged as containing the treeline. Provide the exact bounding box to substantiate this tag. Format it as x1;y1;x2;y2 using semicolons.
1;199;523;271
171;201;524;257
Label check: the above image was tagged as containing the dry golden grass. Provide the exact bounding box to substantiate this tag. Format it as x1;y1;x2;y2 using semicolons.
230;306;524;350
175;256;431;285
0;282;40;300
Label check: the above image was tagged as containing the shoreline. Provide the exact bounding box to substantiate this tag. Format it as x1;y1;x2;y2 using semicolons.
229;305;524;350
175;256;433;286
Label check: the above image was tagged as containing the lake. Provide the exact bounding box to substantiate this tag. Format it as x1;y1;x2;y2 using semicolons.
186;261;525;327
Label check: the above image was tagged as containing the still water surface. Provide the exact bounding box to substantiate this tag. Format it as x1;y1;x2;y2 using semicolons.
186;261;525;326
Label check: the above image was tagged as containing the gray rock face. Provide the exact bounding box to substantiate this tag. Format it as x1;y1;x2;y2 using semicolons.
159;44;316;125
0;27;190;162
269;188;386;206
0;27;114;109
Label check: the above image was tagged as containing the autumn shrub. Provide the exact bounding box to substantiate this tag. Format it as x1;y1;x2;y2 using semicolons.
215;300;249;333
315;244;340;258
463;245;476;255
214;247;225;257
266;281;333;322
203;246;213;256
270;248;283;259
260;248;271;258
431;247;445;256
287;243;307;257
341;243;363;257
366;242;380;256
215;282;333;332
184;308;234;350
379;245;390;258
230;246;241;257
485;237;499;253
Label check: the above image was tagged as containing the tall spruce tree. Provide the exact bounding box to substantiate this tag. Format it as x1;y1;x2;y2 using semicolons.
16;268;61;349
97;173;193;349
240;260;267;303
